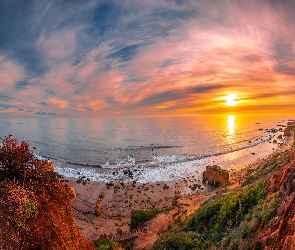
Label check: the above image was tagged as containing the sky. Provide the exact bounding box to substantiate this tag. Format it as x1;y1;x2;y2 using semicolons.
1;0;295;117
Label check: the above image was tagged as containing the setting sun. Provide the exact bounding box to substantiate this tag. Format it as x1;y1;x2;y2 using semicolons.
225;94;237;106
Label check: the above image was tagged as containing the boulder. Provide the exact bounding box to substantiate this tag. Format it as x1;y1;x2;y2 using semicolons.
44;160;54;171
284;127;292;136
66;186;76;199
99;192;105;199
202;165;229;187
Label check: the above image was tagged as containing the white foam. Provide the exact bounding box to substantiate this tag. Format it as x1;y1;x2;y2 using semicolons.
152;154;188;163
54;127;286;183
56;131;284;183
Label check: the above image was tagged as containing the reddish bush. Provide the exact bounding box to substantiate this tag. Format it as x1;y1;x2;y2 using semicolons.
0;135;37;181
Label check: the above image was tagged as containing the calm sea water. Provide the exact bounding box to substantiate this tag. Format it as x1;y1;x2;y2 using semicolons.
0;115;292;182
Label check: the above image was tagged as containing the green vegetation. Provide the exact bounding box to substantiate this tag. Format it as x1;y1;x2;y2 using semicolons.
212;165;223;173
130;208;171;230
94;239;118;250
120;237;136;250
153;180;271;249
15;220;26;229
187;180;268;244
22;198;36;214
151;146;295;249
242;175;257;186
152;232;204;250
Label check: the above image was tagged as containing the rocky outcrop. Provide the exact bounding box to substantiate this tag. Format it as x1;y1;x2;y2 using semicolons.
95;198;103;216
261;151;295;249
202;165;229;187
66;186;77;199
44;159;55;171
0;177;94;250
0;136;94;250
284;122;295;136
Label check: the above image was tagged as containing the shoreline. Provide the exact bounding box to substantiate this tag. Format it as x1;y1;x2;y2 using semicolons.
56;128;287;184
65;130;293;247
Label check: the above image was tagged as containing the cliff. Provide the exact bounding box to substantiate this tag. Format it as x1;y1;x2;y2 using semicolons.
0;136;95;250
152;145;295;249
261;150;295;249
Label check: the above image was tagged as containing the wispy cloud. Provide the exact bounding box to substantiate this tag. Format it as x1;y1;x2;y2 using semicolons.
1;0;295;116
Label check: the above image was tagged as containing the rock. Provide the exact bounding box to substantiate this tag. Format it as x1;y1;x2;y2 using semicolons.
202;165;229;187
44;160;54;171
106;182;114;189
174;191;182;200
190;183;201;191
251;152;256;155
163;184;169;190
273;140;277;144
99;192;105;199
284;125;295;136
278;134;283;139
66;186;76;199
95;198;102;216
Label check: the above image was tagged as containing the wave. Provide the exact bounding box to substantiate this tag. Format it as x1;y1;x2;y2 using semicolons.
56;131;280;170
98;130;279;168
53;130;286;183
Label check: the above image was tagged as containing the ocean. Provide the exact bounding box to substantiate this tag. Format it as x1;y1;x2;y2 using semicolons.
0;114;293;182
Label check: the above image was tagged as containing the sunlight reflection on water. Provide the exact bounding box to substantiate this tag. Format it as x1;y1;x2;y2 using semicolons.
227;115;235;136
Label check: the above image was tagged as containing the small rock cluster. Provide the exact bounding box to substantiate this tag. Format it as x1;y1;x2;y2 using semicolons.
76;176;90;185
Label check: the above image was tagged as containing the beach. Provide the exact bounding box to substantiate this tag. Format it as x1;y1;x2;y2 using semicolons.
65;128;293;248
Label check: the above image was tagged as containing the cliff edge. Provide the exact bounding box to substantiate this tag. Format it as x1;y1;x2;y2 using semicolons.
0;136;95;250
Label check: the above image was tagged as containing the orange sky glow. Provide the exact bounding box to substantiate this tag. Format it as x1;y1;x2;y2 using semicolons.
0;1;295;117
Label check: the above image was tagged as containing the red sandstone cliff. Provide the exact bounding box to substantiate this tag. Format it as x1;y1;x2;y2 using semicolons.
0;136;95;250
0;174;95;250
260;150;295;250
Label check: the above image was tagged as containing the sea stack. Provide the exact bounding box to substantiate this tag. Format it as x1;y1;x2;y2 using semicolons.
202;165;230;187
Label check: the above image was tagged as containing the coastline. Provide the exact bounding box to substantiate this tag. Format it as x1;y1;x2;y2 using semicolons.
65;129;293;248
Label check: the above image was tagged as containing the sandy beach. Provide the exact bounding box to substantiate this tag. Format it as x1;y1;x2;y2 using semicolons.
64;130;293;248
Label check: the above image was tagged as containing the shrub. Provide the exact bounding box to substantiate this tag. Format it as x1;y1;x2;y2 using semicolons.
130;208;171;230
152;232;204;250
94;239;118;250
0;135;36;181
0;180;38;230
242;175;257;186
187;180;268;244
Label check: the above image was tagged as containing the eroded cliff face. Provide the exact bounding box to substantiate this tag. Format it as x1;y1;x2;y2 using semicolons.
0;136;95;250
261;150;295;250
150;145;295;249
0;174;95;250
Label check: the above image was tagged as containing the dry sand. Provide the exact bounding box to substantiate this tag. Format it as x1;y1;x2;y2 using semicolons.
63;132;293;248
66;175;205;243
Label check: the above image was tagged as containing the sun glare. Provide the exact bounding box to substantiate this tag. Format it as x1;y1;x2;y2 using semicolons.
225;94;237;106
